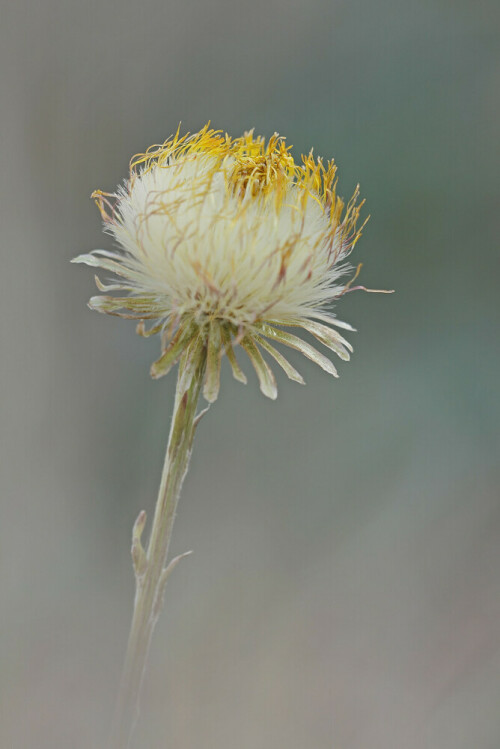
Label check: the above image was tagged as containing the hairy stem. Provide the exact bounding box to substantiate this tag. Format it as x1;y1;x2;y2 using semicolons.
110;340;206;749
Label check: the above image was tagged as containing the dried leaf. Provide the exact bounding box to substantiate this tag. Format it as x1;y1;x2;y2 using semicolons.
259;324;338;377
240;337;278;399
150;324;195;379
71;251;142;283
94;275;135;293
296;320;352;360
308;311;356;331
203;322;222;403
253;334;305;384
221;327;247;384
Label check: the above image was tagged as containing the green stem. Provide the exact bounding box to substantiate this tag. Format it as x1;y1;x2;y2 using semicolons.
110;340;206;749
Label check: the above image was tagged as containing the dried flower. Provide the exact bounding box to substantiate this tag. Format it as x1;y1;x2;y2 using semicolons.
73;124;368;402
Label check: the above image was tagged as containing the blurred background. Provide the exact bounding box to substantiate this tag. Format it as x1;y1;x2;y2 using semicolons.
1;0;499;747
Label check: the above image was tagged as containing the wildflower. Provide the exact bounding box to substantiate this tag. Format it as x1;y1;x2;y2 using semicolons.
73;124;368;402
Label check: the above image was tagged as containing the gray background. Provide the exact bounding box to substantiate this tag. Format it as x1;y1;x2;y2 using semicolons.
1;1;499;747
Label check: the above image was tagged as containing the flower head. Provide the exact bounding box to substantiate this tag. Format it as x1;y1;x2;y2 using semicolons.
73;124;369;402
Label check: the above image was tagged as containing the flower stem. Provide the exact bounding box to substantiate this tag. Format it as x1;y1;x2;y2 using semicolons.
110;340;206;749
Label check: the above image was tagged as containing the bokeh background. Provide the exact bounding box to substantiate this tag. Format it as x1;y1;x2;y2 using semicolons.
1;0;499;747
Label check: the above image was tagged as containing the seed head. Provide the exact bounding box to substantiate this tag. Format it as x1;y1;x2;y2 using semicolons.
73;124;369;401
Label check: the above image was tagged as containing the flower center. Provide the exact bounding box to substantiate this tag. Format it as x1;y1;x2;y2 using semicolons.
229;137;295;199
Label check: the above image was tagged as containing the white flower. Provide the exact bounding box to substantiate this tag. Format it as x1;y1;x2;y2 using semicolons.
73;124;369;401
